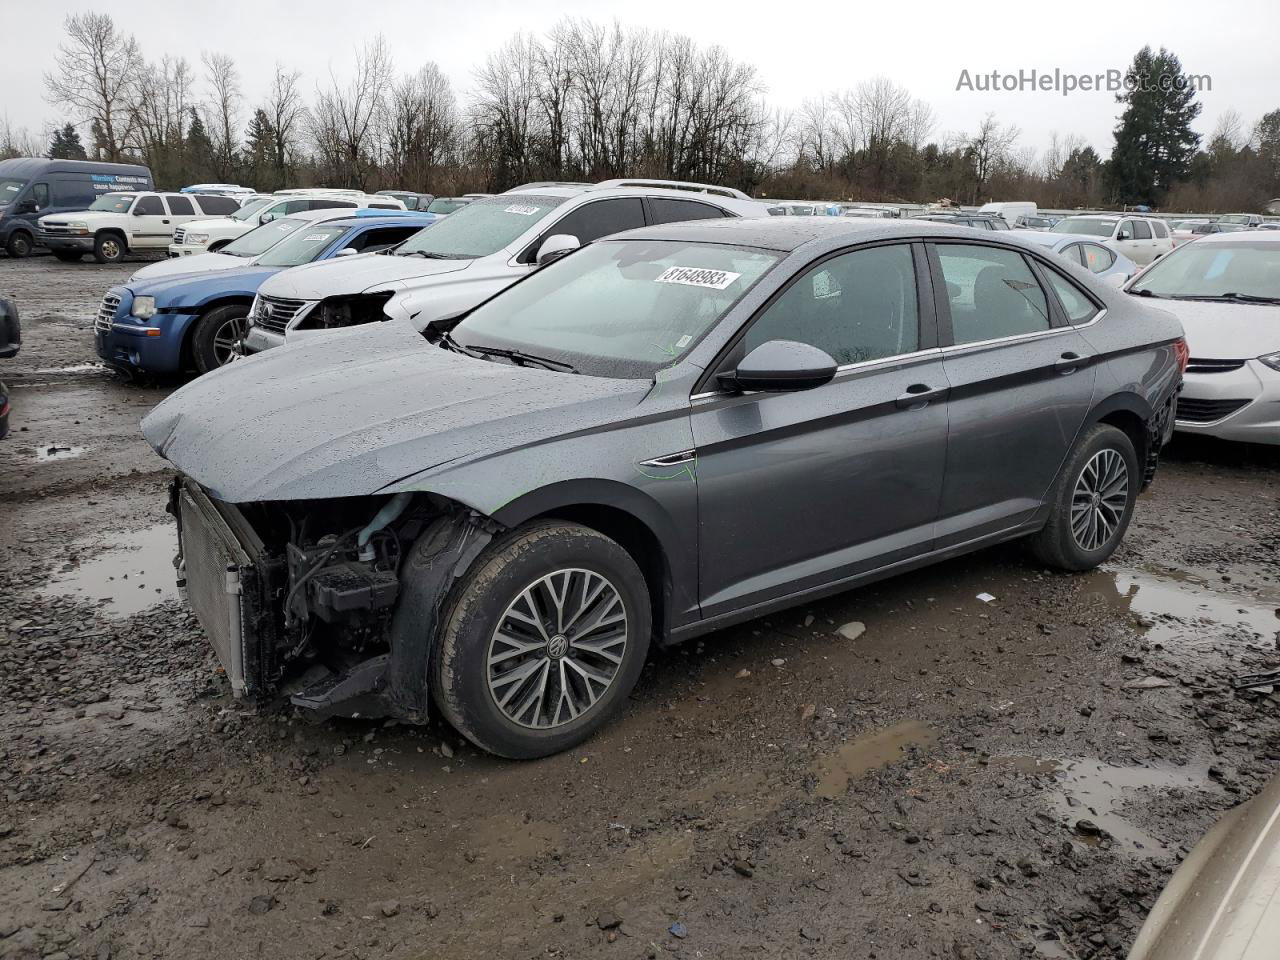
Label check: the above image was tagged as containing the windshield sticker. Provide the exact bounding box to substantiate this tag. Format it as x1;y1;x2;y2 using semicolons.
504;204;541;216
655;266;742;290
299;234;330;243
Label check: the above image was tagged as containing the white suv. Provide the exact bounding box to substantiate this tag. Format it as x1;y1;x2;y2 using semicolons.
38;191;241;263
1049;214;1174;265
241;180;772;354
169;193;406;256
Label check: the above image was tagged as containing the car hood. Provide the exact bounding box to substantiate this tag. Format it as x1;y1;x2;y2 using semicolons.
126;265;280;299
131;252;250;282
1143;298;1279;359
140;321;648;503
258;252;474;300
182;216;239;232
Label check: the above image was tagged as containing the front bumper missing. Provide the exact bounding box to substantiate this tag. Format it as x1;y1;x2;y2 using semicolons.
171;477;283;697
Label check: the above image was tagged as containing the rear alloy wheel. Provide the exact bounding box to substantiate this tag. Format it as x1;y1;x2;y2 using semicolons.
1029;424;1139;570
432;522;651;758
93;234;124;264
5;232;33;258
190;304;249;374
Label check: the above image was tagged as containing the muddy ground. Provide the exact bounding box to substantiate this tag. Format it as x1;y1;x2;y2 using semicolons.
1;255;1278;960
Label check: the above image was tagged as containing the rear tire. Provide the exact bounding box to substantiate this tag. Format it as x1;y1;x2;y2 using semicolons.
431;522;651;759
93;233;125;264
5;231;33;258
1029;424;1139;571
53;250;84;263
190;304;249;374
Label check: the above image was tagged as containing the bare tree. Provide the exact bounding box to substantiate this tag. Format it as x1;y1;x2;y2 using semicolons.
0;116;42;160
969;113;1020;201
264;65;307;184
471;33;540;188
386;63;459;189
130;56;196;183
311;36;394;189
201;52;243;181
43;13;142;161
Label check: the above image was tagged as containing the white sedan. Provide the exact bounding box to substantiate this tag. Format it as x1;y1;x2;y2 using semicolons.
1125;231;1280;444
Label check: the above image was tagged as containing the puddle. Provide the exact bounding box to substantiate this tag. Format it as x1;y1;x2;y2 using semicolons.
34;443;87;462
993;755;1208;855
1085;567;1280;649
814;720;936;798
40;523;179;617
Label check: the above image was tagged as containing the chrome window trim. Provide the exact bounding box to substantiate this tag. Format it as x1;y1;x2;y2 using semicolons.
690;347;944;402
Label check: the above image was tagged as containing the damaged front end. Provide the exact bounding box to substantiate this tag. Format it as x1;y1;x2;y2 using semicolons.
169;477;497;721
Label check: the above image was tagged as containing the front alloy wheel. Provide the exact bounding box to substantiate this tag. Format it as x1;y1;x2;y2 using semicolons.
1070;449;1129;551
432;521;651;758
487;569;629;729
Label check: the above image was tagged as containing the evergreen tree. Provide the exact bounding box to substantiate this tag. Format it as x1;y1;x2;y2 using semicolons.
47;122;87;160
186;108;215;181
244;109;278;189
1256;109;1280;194
1107;46;1202;206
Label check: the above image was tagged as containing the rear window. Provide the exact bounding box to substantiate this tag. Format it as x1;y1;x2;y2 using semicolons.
195;195;240;215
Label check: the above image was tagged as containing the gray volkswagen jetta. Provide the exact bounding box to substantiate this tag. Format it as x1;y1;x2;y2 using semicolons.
141;217;1185;758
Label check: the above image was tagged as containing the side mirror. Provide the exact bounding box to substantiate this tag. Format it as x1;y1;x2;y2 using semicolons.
15;200;37;215
1116;229;1131;241
719;340;837;393
535;233;580;266
132;206;147;216
259;212;276;225
334;247;359;257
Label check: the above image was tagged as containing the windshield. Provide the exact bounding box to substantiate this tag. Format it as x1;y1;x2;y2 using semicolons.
450;239;780;378
231;197;273;222
397;196;563;258
0;179;25;206
425;198;467;215
221;217;308;258
253;224;348;267
89;193;135;213
1051;217;1115;237
1129;241;1280;301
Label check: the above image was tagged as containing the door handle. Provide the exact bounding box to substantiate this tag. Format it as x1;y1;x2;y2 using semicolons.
895;384;944;409
1054;351;1090;375
162;219;170;224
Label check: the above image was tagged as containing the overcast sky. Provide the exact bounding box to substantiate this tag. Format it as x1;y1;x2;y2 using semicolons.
4;0;1276;159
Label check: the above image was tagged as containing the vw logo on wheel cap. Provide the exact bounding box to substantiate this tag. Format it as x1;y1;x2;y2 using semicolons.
547;635;569;659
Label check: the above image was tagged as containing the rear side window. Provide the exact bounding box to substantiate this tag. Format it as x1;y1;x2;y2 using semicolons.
194;195;240;215
308;198;358;211
134;195;164;215
647;198;729;224
368;202;400;210
935;244;1051;344
1042;267;1100;324
1080;243;1115;274
165;194;195;215
1151;220;1168;238
743;244;920;365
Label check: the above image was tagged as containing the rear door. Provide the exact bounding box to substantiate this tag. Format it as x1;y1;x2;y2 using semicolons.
930;240;1097;545
691;241;948;618
163;194;200;230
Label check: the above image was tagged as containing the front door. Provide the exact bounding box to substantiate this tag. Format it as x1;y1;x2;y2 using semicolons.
692;242;948;620
929;241;1096;546
129;195;171;248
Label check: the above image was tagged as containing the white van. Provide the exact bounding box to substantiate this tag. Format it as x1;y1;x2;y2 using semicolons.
977;201;1037;227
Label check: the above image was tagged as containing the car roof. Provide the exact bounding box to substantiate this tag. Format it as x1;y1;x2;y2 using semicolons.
316;213;436;229
1193;230;1280;245
603;216;989;253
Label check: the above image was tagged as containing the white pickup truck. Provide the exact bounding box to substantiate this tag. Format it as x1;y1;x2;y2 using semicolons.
37;191;240;263
168;192;406;256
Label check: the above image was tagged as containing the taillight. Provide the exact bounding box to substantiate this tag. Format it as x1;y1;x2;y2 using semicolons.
1173;337;1189;374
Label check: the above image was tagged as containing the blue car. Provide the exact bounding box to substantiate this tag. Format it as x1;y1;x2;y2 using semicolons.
94;212;434;376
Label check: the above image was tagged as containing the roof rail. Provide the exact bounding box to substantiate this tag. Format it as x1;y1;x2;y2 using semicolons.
593;178;753;201
502;181;593;193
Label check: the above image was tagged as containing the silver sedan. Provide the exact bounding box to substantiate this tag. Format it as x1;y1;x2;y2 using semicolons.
1014;230;1138;287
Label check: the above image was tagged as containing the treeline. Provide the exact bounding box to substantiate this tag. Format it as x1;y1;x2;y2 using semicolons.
14;13;1278;212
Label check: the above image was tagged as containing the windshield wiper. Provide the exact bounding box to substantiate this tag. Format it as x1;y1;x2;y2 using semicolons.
401;250;473;260
466;344;578;373
1129;288;1162;298
439;331;480;357
1165;292;1280;303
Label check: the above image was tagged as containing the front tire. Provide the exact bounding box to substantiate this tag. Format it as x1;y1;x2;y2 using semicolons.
190;305;249;374
5;232;33;258
93;233;125;264
432;522;651;759
1030;424;1139;571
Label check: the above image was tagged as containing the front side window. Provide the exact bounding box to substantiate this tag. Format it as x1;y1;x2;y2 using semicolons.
525;198;645;261
346;226;420;253
451;239;779;379
936;243;1051;344
31;183;49;209
1130;220;1152;240
742;244;920;366
89;193;135;213
1128;242;1280;301
134;195;164;216
252;223;349;267
222;217;307;258
398;195;565;259
1043;267;1100;324
308;198;357;211
231;197;273;222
